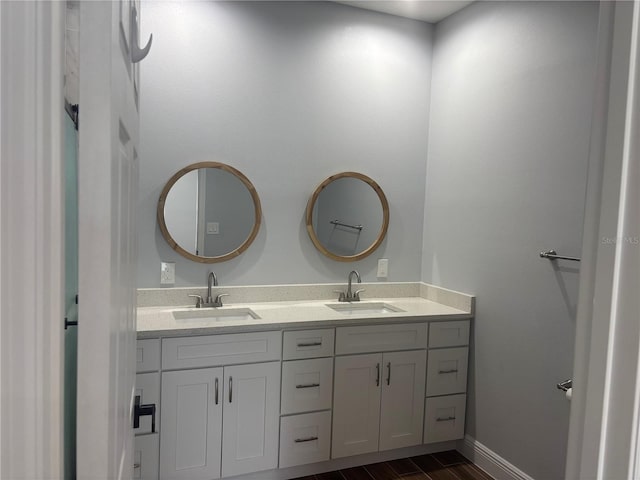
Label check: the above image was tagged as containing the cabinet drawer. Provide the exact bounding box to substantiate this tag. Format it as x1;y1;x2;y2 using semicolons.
429;321;470;348
283;329;335;360
423;394;466;443
279;411;332;468
137;339;160;373
336;323;427;355
162;331;281;369
426;347;468;396
135;373;160;435
134;433;159;480
281;358;333;415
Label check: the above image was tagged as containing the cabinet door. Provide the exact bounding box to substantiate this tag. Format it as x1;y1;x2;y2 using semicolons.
160;368;223;480
279;411;332;468
379;350;426;451
426;347;468;396
332;353;382;459
281;357;333;415
134;434;159;480
424;394;466;443
222;362;281;477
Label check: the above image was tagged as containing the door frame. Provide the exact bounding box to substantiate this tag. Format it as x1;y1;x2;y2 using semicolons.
2;1;640;479
0;1;65;478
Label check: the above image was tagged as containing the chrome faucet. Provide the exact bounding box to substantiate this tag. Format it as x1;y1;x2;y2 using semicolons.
337;270;364;302
206;271;218;304
188;271;229;308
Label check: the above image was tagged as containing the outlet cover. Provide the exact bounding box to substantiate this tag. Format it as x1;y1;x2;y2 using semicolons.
161;262;175;284
206;222;220;235
377;258;389;278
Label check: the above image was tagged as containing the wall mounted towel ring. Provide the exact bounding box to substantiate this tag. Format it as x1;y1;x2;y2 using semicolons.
131;5;152;63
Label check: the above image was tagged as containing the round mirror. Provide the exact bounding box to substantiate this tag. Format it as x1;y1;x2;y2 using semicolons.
306;172;389;262
157;162;261;263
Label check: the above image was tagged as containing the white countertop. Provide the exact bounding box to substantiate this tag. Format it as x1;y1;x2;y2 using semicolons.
137;296;472;338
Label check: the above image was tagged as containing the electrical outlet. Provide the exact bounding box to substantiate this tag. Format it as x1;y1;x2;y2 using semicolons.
206;222;220;235
377;258;389;278
160;262;175;284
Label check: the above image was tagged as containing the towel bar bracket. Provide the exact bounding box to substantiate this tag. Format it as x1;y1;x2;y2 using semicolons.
540;250;581;262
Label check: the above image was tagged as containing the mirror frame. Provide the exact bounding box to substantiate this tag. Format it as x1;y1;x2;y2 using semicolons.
157;161;262;263
305;171;389;262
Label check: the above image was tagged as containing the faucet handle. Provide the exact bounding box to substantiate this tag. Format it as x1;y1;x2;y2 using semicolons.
334;290;346;302
354;288;366;300
214;293;229;307
188;294;204;308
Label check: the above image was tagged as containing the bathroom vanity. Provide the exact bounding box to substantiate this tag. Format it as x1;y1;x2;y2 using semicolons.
133;283;473;480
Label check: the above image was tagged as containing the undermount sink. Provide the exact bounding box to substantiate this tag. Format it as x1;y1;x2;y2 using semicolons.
172;308;260;322
325;302;405;315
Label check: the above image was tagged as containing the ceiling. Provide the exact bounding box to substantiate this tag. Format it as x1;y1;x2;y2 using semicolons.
333;1;473;23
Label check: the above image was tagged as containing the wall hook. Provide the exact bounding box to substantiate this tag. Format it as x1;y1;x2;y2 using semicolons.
130;5;152;63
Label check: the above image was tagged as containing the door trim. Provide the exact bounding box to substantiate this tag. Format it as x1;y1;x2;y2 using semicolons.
0;1;65;477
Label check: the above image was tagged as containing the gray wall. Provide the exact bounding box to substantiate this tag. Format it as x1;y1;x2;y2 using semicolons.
138;1;433;287
422;2;598;478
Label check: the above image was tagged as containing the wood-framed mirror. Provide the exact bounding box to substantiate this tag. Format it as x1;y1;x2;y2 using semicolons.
306;172;389;262
157;161;262;263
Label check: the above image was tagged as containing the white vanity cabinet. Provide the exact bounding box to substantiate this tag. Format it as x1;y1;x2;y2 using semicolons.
134;433;160;480
332;324;428;458
279;329;334;469
134;339;161;480
158;332;282;480
423;320;470;444
138;314;472;479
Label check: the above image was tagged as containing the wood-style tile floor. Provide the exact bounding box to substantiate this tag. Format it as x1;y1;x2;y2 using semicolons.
293;450;494;480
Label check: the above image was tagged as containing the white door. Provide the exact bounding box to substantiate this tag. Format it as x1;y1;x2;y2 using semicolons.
565;1;640;478
76;1;142;478
332;353;382;458
222;362;281;477
379;350;426;451
160;368;223;480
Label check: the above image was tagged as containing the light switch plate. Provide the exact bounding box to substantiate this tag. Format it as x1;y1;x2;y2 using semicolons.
377;258;389;278
160;262;175;284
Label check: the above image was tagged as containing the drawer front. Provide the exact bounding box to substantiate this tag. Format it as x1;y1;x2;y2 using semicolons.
426;347;469;396
424;394;466;443
162;331;281;369
429;321;470;348
283;329;335;360
137;339;160;373
279;411;332;468
281;358;333;415
134;433;159;480
335;323;427;355
135;373;160;435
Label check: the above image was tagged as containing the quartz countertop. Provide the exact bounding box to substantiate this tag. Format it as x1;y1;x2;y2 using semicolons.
137;296;473;339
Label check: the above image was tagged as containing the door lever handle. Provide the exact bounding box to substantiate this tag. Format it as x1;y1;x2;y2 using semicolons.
133;395;156;433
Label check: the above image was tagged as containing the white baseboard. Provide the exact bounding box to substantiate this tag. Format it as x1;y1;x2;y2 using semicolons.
457;435;535;480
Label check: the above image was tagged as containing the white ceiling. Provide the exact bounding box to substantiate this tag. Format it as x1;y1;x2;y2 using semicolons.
334;1;473;23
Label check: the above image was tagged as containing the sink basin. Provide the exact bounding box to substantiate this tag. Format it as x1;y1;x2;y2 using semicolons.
172;308;260;322
325;302;405;315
